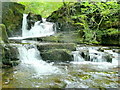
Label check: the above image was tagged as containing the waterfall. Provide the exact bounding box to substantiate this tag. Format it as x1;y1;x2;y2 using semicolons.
16;14;60;75
9;14;56;40
22;14;55;38
22;14;28;37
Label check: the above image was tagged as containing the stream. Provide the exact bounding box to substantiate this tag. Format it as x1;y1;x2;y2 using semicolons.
2;14;119;88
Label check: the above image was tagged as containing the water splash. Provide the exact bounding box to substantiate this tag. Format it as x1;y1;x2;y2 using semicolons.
18;40;60;75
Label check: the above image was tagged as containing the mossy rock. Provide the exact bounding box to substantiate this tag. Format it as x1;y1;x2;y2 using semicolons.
41;49;73;62
0;24;9;43
41;31;84;44
2;2;25;36
2;45;20;68
2;60;20;68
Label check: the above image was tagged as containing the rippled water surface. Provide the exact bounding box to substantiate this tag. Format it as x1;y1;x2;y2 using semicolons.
2;60;119;88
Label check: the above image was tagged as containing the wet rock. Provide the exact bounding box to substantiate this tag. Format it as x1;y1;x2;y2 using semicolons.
4;79;10;85
103;53;112;63
80;50;90;61
97;48;104;52
26;13;43;30
40;49;73;62
2;2;25;36
112;49;120;53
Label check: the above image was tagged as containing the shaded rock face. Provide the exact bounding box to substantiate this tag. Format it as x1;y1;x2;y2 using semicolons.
41;49;73;62
0;24;20;68
2;46;20;67
2;2;25;36
26;13;43;30
101;34;120;46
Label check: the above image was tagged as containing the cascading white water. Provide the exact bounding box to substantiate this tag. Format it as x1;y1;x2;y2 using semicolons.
18;41;60;75
22;14;55;38
72;51;84;62
17;14;60;75
72;46;119;65
22;14;28;37
9;14;56;40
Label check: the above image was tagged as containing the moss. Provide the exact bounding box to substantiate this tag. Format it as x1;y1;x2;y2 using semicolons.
42;31;84;44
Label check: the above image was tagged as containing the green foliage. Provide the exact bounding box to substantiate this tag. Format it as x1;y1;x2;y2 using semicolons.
19;2;63;17
65;1;119;44
19;1;119;45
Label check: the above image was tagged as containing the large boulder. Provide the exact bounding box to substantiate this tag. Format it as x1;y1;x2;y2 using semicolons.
2;2;25;36
26;13;43;30
40;49;73;62
37;43;75;62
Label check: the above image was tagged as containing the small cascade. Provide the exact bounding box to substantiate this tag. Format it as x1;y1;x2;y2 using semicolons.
72;51;84;62
72;46;119;65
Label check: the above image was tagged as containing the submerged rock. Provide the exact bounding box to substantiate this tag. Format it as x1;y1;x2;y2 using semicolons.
80;50;90;61
26;13;43;30
40;49;73;62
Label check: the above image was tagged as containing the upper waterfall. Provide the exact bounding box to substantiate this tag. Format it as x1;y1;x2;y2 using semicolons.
22;14;56;38
9;14;56;40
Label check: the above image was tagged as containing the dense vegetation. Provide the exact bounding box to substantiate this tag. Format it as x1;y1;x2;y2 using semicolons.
19;2;63;17
46;1;120;45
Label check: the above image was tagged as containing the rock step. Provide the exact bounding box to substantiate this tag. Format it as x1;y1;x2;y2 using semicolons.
37;42;76;51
